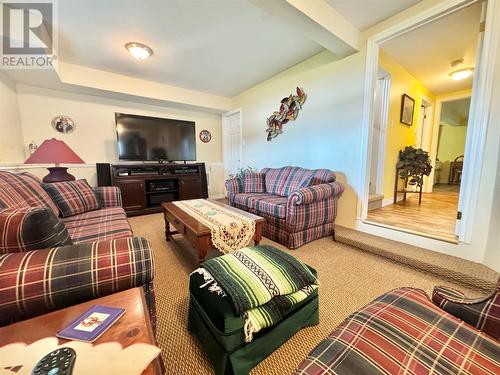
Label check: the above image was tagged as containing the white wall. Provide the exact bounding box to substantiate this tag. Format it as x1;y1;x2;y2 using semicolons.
232;50;366;227
13;84;225;196
0;72;24;162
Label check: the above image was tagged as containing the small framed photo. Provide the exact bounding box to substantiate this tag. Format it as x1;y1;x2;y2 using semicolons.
400;94;415;126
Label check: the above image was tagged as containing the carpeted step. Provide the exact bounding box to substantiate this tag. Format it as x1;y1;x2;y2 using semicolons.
335;226;499;293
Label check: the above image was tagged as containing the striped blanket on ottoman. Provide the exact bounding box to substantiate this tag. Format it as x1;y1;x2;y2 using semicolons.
193;245;318;342
295;288;500;375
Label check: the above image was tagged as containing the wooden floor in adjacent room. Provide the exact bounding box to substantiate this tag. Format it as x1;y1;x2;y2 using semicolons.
366;184;460;242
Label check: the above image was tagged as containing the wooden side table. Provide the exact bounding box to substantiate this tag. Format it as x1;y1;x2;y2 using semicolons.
0;287;164;375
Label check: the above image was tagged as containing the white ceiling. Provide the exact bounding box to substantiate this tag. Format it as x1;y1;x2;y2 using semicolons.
381;2;481;95
57;0;325;97
325;0;421;31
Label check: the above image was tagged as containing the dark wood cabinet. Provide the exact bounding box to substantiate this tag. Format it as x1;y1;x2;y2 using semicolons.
98;163;208;216
180;177;203;200
115;179;146;211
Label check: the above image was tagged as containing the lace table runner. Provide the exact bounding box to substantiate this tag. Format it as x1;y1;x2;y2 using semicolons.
173;199;256;254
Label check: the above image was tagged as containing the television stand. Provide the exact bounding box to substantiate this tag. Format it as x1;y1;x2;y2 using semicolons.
96;162;208;216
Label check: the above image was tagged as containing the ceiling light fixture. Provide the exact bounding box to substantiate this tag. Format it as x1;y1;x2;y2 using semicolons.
125;42;153;60
449;67;474;81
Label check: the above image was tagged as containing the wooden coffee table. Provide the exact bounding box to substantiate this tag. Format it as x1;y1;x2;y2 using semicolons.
163;199;265;264
0;287;163;375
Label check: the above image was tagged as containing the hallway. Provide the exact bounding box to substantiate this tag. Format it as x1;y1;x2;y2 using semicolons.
366;184;459;242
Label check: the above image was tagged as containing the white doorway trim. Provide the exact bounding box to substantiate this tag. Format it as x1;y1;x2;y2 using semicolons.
417;96;434;192
222;108;243;179
427;91;471;189
373;71;391;195
357;0;499;245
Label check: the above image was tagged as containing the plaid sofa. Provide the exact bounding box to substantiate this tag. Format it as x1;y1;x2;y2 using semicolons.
294;283;500;374
0;171;155;327
225;167;344;248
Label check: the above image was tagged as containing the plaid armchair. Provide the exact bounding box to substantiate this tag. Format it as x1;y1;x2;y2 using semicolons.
0;171;155;327
294;283;500;374
225;167;344;248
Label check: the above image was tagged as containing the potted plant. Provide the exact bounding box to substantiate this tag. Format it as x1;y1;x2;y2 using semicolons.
396;146;433;187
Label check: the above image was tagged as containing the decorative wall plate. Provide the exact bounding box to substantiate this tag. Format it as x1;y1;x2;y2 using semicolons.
199;129;212;143
52;115;76;134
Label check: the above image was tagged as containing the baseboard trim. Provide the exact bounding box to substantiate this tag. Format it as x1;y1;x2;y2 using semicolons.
382;196;404;207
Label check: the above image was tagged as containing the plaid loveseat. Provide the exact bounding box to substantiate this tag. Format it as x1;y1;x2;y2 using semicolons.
0;171;155;327
294;283;500;374
225;167;344;248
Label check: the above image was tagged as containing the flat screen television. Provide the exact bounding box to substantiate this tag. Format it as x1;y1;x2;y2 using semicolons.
115;113;196;161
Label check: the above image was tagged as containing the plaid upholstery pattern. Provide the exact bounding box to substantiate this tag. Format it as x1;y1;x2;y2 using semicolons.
0;207;72;254
240;172;266;193
43;179;100;217
94;186;123;208
228;168;344;248
288;182;345;205
0;237;155;326
432;281;500;339
262;166;292;196
309;169;336;185
234;193;287;218
281;167;315;196
295;288;500;375
225;178;241;205
252;195;287;218
62;207;133;243
0;171;59;215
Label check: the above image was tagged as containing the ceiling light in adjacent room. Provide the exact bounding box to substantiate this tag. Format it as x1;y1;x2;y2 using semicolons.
125;42;153;60
449;67;474;81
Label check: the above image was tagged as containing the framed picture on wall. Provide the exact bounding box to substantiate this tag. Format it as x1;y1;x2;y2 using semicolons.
400;94;415;126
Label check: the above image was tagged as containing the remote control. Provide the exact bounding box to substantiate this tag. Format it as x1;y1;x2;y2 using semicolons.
31;347;76;375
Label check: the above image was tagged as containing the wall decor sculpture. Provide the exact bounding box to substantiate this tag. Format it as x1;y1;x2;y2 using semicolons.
266;87;306;141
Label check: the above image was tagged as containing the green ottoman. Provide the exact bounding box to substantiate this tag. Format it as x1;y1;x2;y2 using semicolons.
188;267;319;375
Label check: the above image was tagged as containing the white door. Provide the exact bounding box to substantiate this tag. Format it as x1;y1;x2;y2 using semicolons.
222;109;242;179
369;72;391;195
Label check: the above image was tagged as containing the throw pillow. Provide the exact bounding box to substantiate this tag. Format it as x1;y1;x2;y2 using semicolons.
42;179;100;217
281;167;316;196
241;172;266;193
263;167;293;196
0;206;72;254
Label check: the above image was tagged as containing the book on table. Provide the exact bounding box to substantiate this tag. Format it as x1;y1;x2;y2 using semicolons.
56;305;125;342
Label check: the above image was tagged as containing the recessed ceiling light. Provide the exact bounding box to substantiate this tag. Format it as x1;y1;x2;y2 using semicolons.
449;67;474;81
125;42;153;60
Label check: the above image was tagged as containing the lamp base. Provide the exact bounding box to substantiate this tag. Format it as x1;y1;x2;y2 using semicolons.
43;167;76;183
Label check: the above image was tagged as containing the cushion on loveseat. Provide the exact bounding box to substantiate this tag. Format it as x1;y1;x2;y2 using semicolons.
281;167;316;196
43;179;100;217
0;171;59;215
240;172;266;193
62;207;132;243
262;167;292;196
0;206;72;254
233;193;287;218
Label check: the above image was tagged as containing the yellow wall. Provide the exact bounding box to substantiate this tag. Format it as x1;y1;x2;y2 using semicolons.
379;51;435;198
436;124;467;183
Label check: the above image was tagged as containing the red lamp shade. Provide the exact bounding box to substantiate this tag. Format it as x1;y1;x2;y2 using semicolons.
25;138;84;164
25;138;85;183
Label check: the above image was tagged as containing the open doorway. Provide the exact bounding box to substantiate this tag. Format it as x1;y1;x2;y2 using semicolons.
364;2;481;242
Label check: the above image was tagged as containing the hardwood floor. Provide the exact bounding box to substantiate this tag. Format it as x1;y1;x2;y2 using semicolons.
366;186;459;242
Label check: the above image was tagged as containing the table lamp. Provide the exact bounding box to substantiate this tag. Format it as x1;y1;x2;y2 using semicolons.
24;138;85;183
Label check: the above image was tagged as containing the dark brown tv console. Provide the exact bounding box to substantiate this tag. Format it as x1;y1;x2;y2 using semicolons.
96;163;208;216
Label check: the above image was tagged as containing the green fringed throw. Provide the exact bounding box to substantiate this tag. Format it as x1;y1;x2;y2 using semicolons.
193;245;318;342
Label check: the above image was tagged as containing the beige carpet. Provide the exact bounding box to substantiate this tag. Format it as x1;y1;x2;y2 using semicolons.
336;226;499;293
129;213;491;375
